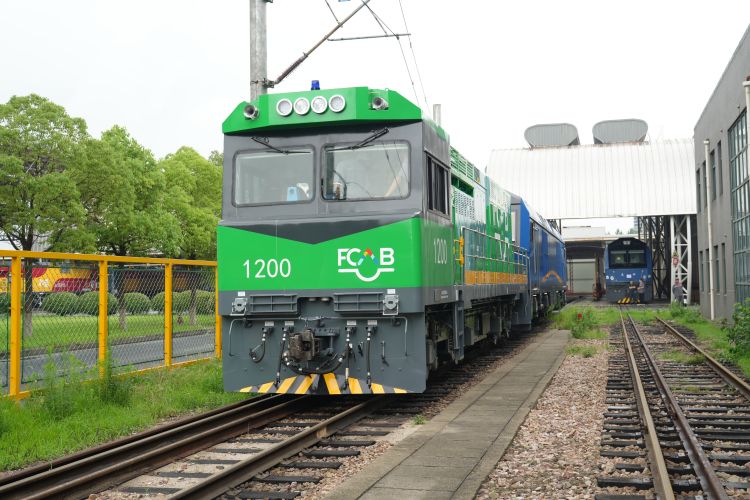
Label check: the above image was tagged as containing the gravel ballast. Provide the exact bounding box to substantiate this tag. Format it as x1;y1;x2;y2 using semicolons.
476;338;608;500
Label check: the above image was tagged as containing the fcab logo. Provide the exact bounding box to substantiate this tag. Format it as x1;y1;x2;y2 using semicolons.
337;247;395;282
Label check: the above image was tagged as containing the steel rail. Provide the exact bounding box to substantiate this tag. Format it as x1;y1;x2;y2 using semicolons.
0;395;273;487
656;316;750;401
618;310;675;500
171;396;391;500
0;394;311;500
626;314;729;500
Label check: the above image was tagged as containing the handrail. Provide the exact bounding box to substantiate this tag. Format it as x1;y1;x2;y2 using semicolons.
459;226;529;280
0;250;216;267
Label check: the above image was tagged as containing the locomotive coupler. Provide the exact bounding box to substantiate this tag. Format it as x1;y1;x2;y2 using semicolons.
288;328;320;362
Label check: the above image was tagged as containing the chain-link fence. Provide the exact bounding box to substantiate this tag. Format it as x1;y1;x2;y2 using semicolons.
22;259;100;386
172;266;216;364
0;251;219;398
1;259;9;396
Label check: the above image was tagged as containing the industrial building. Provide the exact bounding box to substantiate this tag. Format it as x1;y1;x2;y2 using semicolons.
694;24;750;320
488;125;697;304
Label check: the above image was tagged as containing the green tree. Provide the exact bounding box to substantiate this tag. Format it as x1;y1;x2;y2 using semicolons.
160;147;221;325
0;95;93;336
71;126;181;329
208;150;223;168
160;147;221;260
0;94;92;252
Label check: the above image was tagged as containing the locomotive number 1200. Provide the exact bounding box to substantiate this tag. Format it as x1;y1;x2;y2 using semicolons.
244;258;291;279
433;238;448;265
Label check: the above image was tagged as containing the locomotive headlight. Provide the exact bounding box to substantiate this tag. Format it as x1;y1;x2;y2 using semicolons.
276;98;293;117
243;104;260;120
311;96;328;114
294;97;310;115
328;94;346;113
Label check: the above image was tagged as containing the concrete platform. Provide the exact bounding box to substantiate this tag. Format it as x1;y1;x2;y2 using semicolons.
323;328;570;500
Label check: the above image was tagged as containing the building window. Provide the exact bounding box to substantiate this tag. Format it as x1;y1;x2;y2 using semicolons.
710;150;717;201
730;110;749;302
714;245;721;293
718;141;723;196
696;169;702;213
722;243;727;294
699;250;704;292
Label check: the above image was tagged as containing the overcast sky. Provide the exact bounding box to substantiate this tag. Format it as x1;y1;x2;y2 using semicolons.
2;1;749;233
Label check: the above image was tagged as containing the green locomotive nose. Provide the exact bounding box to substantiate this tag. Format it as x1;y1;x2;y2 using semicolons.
218;85;562;396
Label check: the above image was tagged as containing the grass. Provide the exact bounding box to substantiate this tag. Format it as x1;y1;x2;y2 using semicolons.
558;303;750;377
566;344;598;358
412;414;426;425
553;306;613;339
658;350;705;365
0;313;213;354
0;359;246;470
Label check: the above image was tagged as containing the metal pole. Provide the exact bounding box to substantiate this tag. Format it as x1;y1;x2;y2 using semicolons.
685;215;693;305
164;263;173;367
249;0;268;101
98;260;109;377
215;267;222;360
704;139;715;320
669;215;682;302
9;256;21;398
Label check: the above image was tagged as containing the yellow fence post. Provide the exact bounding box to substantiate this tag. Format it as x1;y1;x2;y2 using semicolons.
215;267;221;360
9;256;22;398
98;260;109;377
164;262;173;367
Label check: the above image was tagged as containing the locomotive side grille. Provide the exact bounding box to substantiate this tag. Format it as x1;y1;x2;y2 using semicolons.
453;187;475;220
246;294;298;315
333;292;384;313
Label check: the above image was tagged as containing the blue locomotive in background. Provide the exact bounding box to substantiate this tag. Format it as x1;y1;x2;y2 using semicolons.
604;237;653;304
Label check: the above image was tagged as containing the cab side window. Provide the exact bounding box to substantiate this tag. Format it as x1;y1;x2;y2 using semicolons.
427;156;449;216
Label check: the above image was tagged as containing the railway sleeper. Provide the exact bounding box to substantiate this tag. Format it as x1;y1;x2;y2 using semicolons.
238;491;301;499
280;460;342;469
257;475;322;484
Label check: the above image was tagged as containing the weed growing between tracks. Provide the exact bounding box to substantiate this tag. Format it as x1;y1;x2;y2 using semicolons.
0;360;246;471
559;304;750;377
566;344;598;358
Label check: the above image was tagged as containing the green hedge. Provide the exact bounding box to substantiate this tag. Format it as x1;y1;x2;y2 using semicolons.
151;290;213;314
78;291;119;315
42;292;80;316
123;293;151;314
194;290;214;315
151;292;166;312
0;293;9;312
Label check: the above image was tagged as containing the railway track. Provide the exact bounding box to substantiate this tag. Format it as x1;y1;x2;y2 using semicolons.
0;330;540;500
597;309;750;499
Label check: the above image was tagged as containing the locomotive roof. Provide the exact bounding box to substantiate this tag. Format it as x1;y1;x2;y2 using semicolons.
510;193;564;242
223;86;445;137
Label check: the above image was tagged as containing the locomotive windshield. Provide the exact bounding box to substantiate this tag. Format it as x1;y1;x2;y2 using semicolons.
609;248;646;268
234;148;313;205
322;142;409;200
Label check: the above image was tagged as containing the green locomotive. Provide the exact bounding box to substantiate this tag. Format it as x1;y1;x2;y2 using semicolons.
219;86;529;394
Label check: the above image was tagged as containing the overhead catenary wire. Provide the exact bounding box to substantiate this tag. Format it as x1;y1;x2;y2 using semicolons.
397;0;429;112
359;1;421;109
323;0;339;23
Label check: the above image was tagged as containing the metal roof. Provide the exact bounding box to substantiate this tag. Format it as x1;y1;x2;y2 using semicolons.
487;139;696;220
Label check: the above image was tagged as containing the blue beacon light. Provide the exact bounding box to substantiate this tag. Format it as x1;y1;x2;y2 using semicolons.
311;80;320;90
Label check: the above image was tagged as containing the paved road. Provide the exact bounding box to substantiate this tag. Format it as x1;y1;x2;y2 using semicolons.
0;332;215;393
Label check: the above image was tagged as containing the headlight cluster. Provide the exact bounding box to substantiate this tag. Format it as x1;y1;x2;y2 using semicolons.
275;95;346;117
